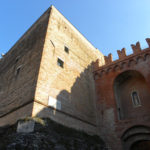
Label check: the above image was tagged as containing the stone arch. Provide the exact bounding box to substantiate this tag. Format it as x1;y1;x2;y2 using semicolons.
121;125;150;150
100;70;106;76
106;67;112;73
113;65;120;71
128;59;136;67
121;62;127;69
113;70;150;120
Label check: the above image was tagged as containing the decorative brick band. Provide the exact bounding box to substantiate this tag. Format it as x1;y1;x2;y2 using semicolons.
93;38;150;79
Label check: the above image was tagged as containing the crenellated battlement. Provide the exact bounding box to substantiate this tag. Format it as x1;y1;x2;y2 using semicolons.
131;41;141;53
104;38;150;65
93;38;150;79
117;48;126;59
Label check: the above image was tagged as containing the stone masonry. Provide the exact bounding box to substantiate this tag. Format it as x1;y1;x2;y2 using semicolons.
1;5;150;150
0;6;104;135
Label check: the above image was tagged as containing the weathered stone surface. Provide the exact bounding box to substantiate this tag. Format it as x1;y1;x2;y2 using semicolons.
0;6;104;135
0;8;50;122
0;118;106;150
34;6;104;133
17;120;35;133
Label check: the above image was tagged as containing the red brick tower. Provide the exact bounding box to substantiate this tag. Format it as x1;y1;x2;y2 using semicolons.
93;38;150;150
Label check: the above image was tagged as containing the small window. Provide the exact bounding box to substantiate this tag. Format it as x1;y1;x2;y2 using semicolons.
64;46;69;54
16;67;21;75
15;56;20;63
57;58;64;68
118;108;121;120
16;65;22;76
131;91;141;107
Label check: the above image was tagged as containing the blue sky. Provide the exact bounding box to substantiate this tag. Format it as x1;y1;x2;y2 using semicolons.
0;0;150;60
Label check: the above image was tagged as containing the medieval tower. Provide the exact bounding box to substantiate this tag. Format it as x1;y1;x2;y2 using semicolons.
0;6;104;133
1;5;150;150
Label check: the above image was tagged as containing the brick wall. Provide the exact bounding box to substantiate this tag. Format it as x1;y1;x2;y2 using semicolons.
0;6;105;135
33;6;104;134
0;8;50;126
94;42;150;149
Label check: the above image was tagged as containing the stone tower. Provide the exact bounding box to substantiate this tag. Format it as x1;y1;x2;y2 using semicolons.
1;5;150;150
0;6;104;135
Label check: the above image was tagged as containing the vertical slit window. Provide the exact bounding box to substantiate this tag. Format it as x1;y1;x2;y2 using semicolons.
131;91;141;107
57;58;64;68
64;46;69;54
16;67;21;75
16;66;22;76
118;108;121;120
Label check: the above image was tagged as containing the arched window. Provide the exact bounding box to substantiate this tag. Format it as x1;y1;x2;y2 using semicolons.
131;91;141;107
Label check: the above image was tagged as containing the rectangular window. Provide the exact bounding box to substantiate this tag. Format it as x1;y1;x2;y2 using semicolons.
57;58;64;68
64;46;69;54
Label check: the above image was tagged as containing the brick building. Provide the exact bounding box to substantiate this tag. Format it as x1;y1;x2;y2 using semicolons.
93;40;150;150
0;5;150;150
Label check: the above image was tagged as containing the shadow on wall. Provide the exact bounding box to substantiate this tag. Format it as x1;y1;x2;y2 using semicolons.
121;125;150;150
0;11;50;126
114;70;150;120
34;61;98;133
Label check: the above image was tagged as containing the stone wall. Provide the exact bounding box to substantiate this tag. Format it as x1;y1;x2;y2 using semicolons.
0;6;105;135
0;8;50;126
0;118;106;150
33;6;104;134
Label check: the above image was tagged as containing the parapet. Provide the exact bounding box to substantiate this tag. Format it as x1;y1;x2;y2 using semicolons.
117;48;126;59
104;53;113;64
131;41;141;54
93;38;150;73
104;38;150;66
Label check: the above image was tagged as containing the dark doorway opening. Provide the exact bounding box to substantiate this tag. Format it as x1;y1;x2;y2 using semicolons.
130;140;150;150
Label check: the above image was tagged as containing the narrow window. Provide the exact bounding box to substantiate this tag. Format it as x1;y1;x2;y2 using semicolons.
16;67;21;75
0;84;2;93
57;58;64;68
118;108;121;120
16;66;22;76
15;56;20;63
64;46;69;54
131;91;141;107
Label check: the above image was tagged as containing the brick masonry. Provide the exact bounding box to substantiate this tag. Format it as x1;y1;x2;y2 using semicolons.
0;6;104;135
93;40;150;149
0;8;50;125
1;5;150;150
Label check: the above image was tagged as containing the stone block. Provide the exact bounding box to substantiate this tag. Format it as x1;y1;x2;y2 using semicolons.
17;120;35;133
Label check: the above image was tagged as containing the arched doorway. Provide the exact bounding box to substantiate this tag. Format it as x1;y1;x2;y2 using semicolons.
114;70;150;120
130;140;150;150
121;125;150;150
